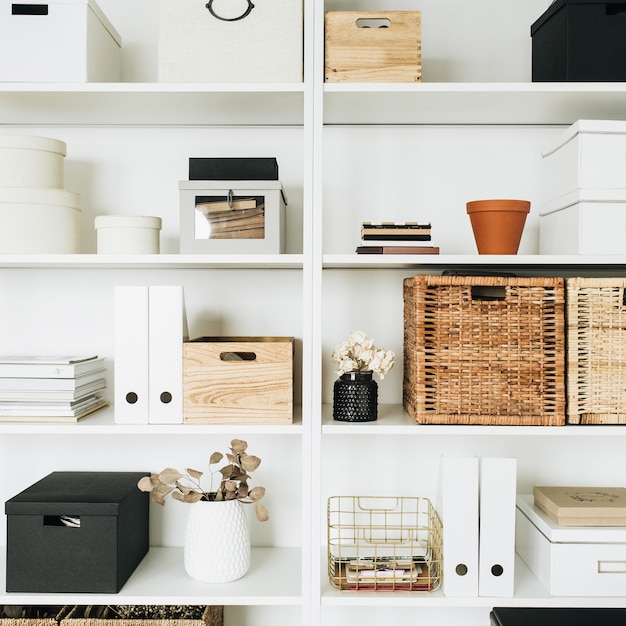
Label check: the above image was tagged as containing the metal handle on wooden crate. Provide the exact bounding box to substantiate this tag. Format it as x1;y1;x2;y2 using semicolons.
205;0;255;21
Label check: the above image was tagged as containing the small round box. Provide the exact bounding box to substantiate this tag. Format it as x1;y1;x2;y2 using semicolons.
0;187;81;253
95;215;162;254
0;134;66;189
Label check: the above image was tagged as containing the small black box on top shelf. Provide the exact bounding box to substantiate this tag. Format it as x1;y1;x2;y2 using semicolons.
531;0;626;81
189;157;279;181
5;471;149;593
490;607;626;626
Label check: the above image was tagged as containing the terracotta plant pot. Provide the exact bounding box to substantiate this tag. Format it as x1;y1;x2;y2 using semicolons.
466;199;530;254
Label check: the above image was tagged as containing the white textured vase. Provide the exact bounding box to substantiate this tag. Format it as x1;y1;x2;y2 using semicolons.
184;499;251;583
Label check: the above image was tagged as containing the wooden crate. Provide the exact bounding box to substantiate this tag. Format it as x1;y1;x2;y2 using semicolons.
403;274;566;426
61;607;222;626
566;277;626;424
183;337;294;424
325;11;421;83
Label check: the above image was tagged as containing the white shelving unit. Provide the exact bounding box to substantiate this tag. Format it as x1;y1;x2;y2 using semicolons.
1;1;626;625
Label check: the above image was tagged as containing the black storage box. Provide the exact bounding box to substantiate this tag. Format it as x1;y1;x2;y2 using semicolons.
188;157;278;181
531;0;626;81
490;607;626;626
5;471;149;593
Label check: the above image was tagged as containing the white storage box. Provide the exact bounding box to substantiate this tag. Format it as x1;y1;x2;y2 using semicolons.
0;134;66;188
516;495;626;596
0;187;80;253
542;120;626;202
158;0;303;83
0;0;121;82
95;215;162;254
179;180;286;254
539;188;626;254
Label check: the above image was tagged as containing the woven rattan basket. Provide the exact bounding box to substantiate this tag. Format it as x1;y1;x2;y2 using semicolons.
566;277;626;424
61;607;222;626
1;607;70;626
403;274;566;426
327;496;442;591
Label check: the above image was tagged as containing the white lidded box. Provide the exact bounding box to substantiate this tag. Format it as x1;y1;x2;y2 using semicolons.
539;188;626;254
95;215;162;254
516;495;626;596
0;134;66;188
0;0;121;82
158;0;303;83
0;187;80;253
541;119;626;202
179;180;286;254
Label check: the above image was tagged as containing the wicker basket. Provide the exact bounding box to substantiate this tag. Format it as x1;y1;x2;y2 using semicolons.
327;496;442;591
60;607;222;626
403;274;566;426
566;277;626;424
1;607;70;626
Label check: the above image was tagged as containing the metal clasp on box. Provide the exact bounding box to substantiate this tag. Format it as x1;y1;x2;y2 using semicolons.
206;0;254;22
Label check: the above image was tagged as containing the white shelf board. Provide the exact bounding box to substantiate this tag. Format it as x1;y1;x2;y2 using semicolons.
321;554;626;608
323;82;626;125
0;546;302;605
322;404;626;437
323;254;626;272
0;254;304;270
0;83;305;126
0;405;303;435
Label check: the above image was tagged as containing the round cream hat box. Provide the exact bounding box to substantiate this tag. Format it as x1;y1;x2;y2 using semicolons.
0;187;81;253
0;135;66;189
95;215;162;254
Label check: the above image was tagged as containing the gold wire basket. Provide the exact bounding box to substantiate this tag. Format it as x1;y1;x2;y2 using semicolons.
328;496;443;591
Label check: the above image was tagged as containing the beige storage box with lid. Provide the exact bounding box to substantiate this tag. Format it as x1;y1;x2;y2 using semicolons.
0;187;81;253
158;0;303;83
95;215;162;254
0;0;121;82
0;134;66;188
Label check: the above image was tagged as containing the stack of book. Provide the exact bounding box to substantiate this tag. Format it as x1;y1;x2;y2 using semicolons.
0;355;108;422
356;222;439;255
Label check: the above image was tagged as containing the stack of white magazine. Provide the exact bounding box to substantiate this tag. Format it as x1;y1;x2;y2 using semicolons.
0;355;108;422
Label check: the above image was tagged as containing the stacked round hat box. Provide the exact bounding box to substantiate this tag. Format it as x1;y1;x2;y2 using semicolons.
0;134;81;253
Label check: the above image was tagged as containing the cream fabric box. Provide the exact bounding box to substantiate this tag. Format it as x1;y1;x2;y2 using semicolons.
516;495;626;596
158;0;303;83
541;120;626;203
0;0;121;82
539;189;626;254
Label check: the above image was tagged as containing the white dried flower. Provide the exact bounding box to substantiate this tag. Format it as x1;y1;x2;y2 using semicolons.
332;330;395;380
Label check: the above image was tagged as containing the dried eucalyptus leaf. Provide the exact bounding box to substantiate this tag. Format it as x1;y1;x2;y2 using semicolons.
241;454;261;472
172;490;186;502
255;501;270;522
187;468;203;480
209;451;223;465
231;438;248;454
226;453;238;464
2;606;23;618
137;475;154;492
219;464;234;478
158;467;183;484
151;492;167;506
184;491;203;503
154;482;174;496
224;480;237;492
248;485;265;501
237;483;249;498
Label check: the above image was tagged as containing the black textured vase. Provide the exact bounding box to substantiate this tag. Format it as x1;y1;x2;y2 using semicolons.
333;370;378;422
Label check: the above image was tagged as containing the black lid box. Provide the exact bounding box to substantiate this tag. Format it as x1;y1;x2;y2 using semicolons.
491;607;626;626
5;471;149;593
189;158;278;181
531;0;626;81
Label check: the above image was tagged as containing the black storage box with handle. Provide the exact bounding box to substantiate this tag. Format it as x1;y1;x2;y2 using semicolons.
531;0;626;81
5;471;149;593
490;607;626;625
